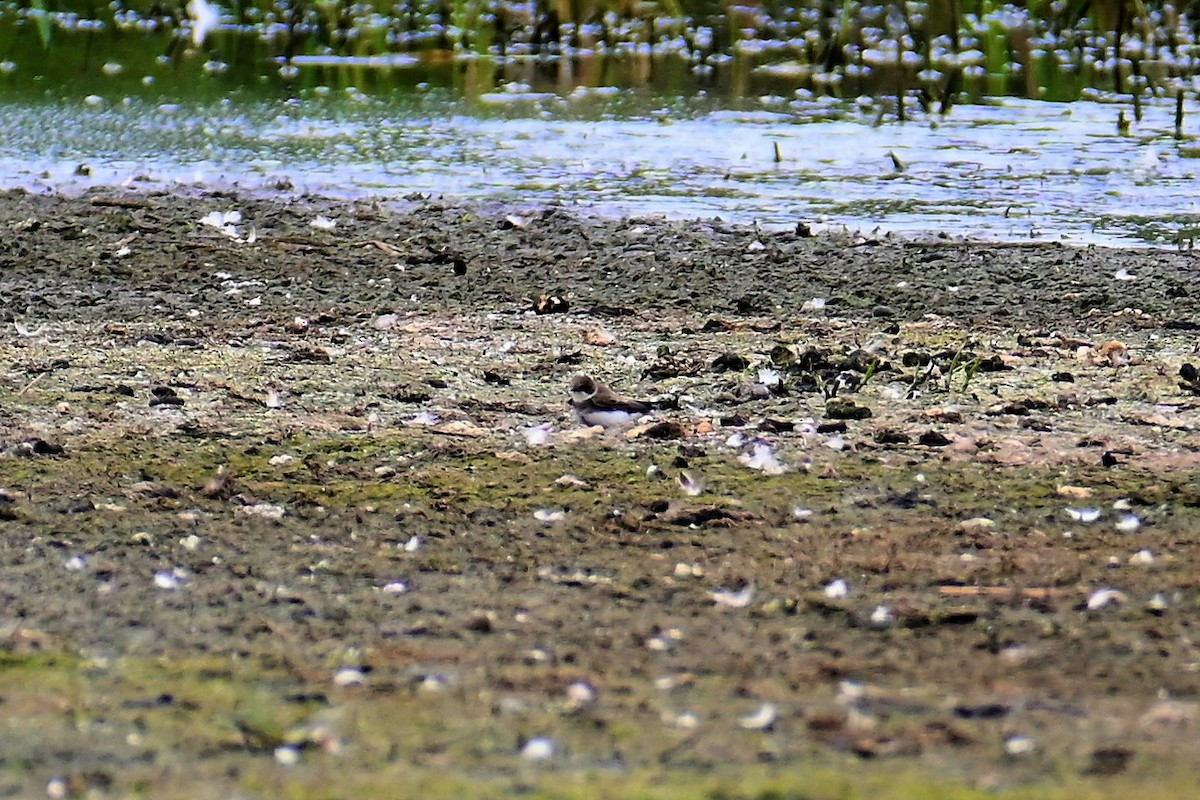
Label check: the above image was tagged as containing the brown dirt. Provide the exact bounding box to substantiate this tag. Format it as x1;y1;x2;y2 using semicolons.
1;187;1200;799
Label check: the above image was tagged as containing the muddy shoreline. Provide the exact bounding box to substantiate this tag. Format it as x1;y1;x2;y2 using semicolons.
2;188;1199;799
3;188;1200;327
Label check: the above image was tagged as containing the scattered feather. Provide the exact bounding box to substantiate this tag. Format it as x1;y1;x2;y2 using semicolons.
153;571;181;590
522;423;553;447
1115;514;1141;533
869;605;893;626
1065;507;1101;523
802;297;827;311
374;313;400;330
1114;268;1136;281
419;675;446;693
199;209;241;238
402;536;421;552
333;667;365;687
1086;588;1127;610
1129;549;1154;566
405;411;439;427
14;321;47;337
241;503;286;521
677;471;703;496
533;508;565;524
666;711;700;730
792;506;814;521
310;215;337;230
565;682;595;710
65;555;87;572
1004;735;1036;757
757;368;781;388
382;581;408;594
823;578;849;599
739;703;777;730
738;442;786;475
836;680;865;702
520;737;555;760
710;584;754;609
274;745;301;766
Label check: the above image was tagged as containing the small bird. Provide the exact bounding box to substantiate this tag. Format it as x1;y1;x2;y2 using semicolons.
568;374;651;428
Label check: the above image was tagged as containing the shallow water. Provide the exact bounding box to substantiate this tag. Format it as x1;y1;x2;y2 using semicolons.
4;87;1199;247
4;4;1200;248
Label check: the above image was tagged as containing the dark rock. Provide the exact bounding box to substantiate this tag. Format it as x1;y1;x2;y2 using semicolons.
918;430;952;447
711;352;750;372
533;294;569;314
874;428;911;445
825;399;872;420
1083;746;1132;776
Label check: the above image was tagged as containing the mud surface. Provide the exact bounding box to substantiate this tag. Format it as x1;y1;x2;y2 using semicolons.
2;188;1200;799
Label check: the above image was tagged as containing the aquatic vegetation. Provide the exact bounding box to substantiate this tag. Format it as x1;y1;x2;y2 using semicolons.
3;0;1200;110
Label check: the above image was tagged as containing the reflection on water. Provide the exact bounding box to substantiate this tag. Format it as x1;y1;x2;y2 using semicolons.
2;89;1198;247
2;6;1200;246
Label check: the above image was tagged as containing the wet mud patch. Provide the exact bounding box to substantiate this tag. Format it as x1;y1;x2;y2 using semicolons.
2;189;1200;798
3;188;1200;326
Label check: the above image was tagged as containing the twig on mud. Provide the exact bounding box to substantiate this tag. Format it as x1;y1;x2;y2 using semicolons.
938;585;1075;599
18;372;46;396
88;196;151;209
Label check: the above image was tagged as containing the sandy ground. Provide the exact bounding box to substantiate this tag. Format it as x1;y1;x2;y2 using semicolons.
2;187;1200;799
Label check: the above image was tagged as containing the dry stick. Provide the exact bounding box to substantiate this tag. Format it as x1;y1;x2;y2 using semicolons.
895;35;905;122
939;0;962;116
1131;57;1144;121
938;585;1075;599
1176;91;1186;138
18;372;46;397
